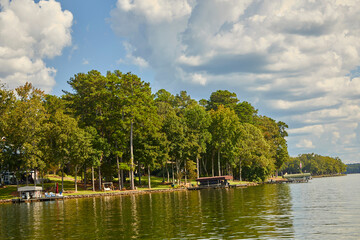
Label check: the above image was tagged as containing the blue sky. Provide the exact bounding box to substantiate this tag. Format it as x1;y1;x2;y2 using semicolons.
2;0;360;163
47;0;154;96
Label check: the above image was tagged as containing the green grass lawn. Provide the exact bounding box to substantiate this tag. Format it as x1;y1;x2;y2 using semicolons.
0;175;252;200
0;185;17;200
0;175;175;200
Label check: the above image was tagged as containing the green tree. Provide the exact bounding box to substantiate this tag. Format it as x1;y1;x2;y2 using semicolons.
234;101;258;124
207;90;239;111
210;105;239;176
119;72;156;189
1;83;47;185
184;104;211;178
255;116;289;176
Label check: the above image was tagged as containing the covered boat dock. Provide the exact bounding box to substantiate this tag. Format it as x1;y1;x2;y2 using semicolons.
282;173;311;183
195;176;233;188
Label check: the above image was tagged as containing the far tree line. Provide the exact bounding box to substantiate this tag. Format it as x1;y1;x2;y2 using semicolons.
0;70;344;191
282;153;346;175
345;163;360;174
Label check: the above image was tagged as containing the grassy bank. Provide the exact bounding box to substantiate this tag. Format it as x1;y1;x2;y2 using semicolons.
0;175;252;201
312;173;346;178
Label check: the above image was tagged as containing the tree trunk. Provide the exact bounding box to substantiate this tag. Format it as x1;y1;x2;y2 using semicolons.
34;168;37;186
16;171;19;189
138;160;141;186
196;156;200;179
120;156;124;190
148;165;151;189
98;167;102;191
211;150;215;177
172;161;175;184
116;154;121;190
176;159;180;184
75;165;78;192
202;157;208;176
162;163;165;183
166;163;170;183
218;149;221;176
92;166;95;191
84;164;87;190
184;160;187;184
41;172;44;190
61;164;64;193
130;119;135;190
239;159;242;182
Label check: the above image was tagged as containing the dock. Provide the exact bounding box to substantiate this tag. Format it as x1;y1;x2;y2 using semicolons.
12;196;64;203
282;173;312;183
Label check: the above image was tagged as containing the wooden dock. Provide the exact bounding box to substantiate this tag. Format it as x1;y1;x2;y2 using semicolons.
188;183;248;190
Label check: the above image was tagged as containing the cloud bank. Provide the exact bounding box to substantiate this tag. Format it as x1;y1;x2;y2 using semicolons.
0;0;72;92
111;0;360;162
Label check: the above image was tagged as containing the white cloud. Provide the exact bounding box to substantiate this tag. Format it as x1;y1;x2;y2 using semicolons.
110;0;360;162
82;59;89;65
117;42;149;68
190;73;206;85
296;139;315;149
0;0;72;92
116;0;192;24
288;125;325;137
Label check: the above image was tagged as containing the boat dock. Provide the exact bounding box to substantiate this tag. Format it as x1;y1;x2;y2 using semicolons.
12;196;64;203
282;173;312;183
12;186;64;203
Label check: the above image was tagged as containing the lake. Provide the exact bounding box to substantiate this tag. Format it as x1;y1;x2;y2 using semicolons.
1;174;360;239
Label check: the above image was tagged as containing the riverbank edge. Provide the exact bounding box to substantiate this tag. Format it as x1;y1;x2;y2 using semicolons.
0;188;187;204
0;182;260;204
312;174;346;178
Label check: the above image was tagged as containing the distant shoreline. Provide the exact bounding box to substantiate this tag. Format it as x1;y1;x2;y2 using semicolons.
0;182;261;204
4;176;348;205
0;187;188;204
312;174;346;178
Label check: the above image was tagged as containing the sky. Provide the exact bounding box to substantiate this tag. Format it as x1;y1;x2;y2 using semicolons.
1;0;360;163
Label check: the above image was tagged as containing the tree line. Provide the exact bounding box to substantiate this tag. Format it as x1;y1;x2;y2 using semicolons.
345;163;360;174
282;153;346;175
0;70;290;191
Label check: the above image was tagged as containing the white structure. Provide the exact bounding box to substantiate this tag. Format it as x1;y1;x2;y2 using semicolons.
18;186;42;199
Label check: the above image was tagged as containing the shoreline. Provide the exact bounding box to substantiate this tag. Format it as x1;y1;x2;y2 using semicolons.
0;187;188;204
5;175;348;204
312;174;346;178
11;176;352;204
0;182;261;204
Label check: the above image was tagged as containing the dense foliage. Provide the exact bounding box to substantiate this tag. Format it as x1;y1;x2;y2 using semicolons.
346;163;360;174
282;153;346;175
1;70;333;189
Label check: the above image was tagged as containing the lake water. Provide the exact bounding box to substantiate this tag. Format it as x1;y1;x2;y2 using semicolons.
1;174;360;239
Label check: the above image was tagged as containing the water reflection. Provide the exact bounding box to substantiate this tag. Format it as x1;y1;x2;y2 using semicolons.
0;183;296;239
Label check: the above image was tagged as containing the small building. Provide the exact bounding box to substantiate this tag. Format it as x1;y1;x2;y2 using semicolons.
18;186;42;199
0;172;16;185
196;176;233;188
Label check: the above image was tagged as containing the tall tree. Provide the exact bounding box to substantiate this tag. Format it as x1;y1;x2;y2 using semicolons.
64;70;112;190
1;83;47;185
184;104;211;179
235;101;258;124
232;123;271;181
207;90;239;111
210;105;239;176
255;116;289;176
119;72;155;190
